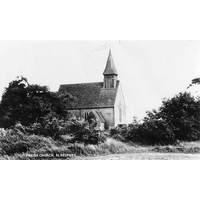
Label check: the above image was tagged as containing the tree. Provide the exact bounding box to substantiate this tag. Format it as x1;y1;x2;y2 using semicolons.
187;78;200;89
0;76;73;128
127;92;200;145
159;92;200;141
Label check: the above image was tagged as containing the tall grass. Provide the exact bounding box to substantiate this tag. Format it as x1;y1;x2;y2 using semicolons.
0;135;149;160
152;141;200;153
1;125;200;160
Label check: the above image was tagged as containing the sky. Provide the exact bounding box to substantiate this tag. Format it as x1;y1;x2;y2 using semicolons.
0;40;200;123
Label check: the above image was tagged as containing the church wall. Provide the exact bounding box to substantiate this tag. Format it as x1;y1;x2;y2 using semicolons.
97;108;114;128
114;83;126;126
67;108;114;129
80;108;114;129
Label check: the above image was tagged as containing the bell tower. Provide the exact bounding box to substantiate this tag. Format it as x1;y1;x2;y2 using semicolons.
103;50;118;88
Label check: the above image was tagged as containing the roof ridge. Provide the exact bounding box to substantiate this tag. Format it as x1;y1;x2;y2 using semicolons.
59;81;118;108
60;81;103;86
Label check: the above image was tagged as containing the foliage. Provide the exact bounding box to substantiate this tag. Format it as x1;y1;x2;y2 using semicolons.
126;116;175;145
1;122;200;159
109;125;129;142
0;124;57;156
55;117;107;145
159;92;200;141
0;76;73;128
187;77;200;89
125;92;200;145
25;116;66;139
25;116;107;145
0;120;106;158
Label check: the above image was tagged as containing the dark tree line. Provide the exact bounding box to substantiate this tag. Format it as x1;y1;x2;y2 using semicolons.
0;76;73;128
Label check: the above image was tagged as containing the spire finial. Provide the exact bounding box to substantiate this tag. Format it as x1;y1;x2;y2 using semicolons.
108;42;111;51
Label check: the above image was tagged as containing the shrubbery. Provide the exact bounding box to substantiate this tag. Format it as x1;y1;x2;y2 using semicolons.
0;125;56;156
126;117;176;145
25;116;106;145
111;92;200;145
0;119;107;158
109;125;129;142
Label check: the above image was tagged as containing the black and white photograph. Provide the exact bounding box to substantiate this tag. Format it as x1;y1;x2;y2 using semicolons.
1;1;200;200
0;40;199;160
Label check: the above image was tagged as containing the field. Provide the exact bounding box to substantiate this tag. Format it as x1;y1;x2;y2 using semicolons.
72;138;200;160
75;152;200;160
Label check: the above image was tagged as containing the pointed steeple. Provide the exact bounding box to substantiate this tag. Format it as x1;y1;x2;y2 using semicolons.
103;50;118;76
103;50;118;89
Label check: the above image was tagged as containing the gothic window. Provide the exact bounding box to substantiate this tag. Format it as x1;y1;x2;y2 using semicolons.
119;106;122;123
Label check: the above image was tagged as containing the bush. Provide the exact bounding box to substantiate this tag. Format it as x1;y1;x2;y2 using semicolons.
126;119;175;145
0;116;107;158
25;116;67;139
0;121;107;159
126;92;200;145
0;123;76;158
67;118;107;145
109;125;129;142
24;115;106;145
0;126;56;156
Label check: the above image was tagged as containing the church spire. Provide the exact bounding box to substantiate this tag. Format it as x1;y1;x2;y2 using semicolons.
103;50;118;76
103;50;118;88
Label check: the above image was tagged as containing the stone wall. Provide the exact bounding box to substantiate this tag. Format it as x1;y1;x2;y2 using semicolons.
68;107;114;129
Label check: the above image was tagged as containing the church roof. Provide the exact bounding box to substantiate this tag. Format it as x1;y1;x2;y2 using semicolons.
58;81;119;109
103;50;118;76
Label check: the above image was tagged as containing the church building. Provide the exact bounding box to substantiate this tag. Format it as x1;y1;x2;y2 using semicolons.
58;50;126;129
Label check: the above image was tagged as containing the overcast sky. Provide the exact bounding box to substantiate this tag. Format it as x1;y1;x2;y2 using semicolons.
0;40;200;122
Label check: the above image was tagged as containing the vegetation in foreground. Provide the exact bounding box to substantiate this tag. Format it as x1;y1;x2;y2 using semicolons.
1;127;200;160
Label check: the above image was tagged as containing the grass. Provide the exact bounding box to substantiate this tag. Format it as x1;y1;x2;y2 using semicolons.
74;138;200;159
1;133;200;160
152;141;200;154
0;137;150;160
73;139;200;160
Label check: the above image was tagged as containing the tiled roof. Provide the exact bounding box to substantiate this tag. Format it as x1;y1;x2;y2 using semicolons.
103;50;118;75
58;81;119;109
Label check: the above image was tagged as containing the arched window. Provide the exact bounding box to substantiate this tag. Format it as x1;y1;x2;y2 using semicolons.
119;106;122;123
